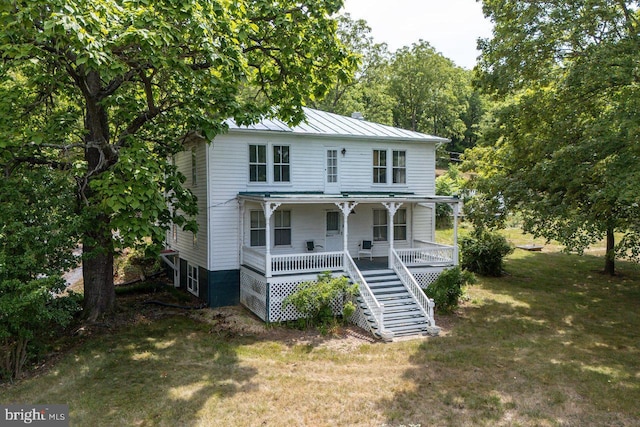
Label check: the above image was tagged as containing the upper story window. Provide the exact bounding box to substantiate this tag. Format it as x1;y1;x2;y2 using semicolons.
373;150;387;184
373;149;407;185
327;149;338;183
249;144;267;182
273;145;290;182
393;150;406;184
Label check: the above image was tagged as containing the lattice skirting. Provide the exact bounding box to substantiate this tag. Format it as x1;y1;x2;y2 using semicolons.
411;266;449;289
240;269;345;323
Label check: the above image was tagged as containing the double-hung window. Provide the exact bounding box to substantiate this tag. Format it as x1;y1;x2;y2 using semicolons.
394;209;407;241
250;211;266;246
373;209;388;241
273;145;290;182
249;145;267;182
274;210;291;246
393;150;406;184
373;150;387;184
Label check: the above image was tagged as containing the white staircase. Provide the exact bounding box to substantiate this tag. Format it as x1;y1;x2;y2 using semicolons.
357;269;435;338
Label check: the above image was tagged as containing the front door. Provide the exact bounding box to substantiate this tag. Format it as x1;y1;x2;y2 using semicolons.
324;148;340;194
325;211;342;251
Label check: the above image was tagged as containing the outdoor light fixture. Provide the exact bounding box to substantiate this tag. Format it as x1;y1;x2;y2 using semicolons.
341;148;346;156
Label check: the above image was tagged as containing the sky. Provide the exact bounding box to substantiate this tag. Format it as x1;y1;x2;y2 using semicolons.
340;0;494;69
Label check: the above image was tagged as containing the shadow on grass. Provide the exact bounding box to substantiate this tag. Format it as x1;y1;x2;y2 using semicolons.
379;251;640;426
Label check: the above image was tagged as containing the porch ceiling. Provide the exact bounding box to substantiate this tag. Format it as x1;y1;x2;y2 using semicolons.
237;191;460;205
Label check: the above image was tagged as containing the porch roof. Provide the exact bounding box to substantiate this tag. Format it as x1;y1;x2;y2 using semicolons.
237;191;460;205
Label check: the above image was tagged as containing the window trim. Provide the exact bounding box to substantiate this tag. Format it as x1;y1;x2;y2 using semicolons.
394;208;408;241
392;150;406;184
187;264;199;296
373;149;387;184
250;210;266;247
326;149;338;183
272;145;291;183
249;144;267;183
373;209;388;241
274;210;292;246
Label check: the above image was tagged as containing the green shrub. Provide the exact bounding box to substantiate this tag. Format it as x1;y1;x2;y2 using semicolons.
0;277;81;381
283;272;358;331
425;267;475;313
460;228;513;276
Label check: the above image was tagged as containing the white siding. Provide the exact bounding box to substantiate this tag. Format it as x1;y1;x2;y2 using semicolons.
173;142;208;269
205;131;438;270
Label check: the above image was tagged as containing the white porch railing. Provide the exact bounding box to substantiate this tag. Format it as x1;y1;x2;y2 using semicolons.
271;251;343;275
391;248;436;327
397;241;455;266
242;246;343;276
344;252;385;335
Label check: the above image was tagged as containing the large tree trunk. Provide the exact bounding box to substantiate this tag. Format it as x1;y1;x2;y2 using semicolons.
82;214;116;321
604;225;615;276
80;71;119;320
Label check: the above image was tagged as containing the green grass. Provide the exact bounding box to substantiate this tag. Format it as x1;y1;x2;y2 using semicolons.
2;241;639;426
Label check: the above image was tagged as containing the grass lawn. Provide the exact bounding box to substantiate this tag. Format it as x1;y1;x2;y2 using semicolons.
2;235;639;426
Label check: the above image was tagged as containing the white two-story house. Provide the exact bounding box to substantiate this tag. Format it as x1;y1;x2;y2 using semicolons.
164;108;461;339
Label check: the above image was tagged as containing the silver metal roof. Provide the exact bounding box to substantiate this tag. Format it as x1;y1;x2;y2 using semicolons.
226;107;449;143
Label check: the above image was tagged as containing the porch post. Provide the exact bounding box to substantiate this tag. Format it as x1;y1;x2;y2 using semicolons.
453;201;460;266
262;202;281;278
335;201;358;266
383;202;403;269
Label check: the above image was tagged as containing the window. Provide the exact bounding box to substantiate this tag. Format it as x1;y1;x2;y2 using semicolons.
373;150;387;183
373;209;388;241
273;145;290;182
326;211;340;235
250;211;266;246
249;144;267;182
187;264;199;295
394;208;407;241
274;210;291;246
327;149;338;183
191;148;197;186
393;151;406;184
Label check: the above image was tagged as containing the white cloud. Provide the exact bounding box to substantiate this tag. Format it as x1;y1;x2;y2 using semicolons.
341;0;493;69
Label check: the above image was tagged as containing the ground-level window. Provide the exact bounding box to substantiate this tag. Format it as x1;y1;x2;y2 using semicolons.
394;208;407;241
273;145;290;182
274;210;291;246
250;211;266;246
187;264;199;296
249;144;267;182
373;209;388;241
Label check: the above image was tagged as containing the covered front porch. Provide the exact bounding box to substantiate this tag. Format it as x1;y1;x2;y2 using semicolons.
238;192;460;338
238;192;461;279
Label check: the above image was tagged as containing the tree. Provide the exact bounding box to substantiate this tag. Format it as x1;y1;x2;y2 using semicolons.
0;0;355;320
388;40;469;138
309;13;394;124
469;0;640;275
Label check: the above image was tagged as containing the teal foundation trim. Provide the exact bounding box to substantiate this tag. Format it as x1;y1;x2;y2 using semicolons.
207;269;240;308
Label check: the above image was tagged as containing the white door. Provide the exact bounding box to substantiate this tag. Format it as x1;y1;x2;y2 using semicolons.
324;148;340;194
325;211;342;251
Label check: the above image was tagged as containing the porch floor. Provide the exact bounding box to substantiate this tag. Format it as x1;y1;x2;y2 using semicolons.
354;257;389;271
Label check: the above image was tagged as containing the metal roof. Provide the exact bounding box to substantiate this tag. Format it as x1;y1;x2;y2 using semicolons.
226;107;449;143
